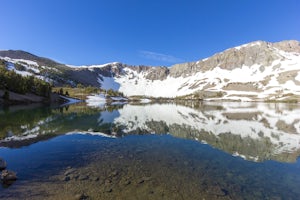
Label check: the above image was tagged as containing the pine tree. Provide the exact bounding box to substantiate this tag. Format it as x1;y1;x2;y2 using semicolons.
59;88;64;95
3;90;9;101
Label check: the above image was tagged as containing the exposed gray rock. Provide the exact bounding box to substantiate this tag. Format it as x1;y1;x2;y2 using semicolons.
144;66;169;81
273;40;300;53
170;40;288;77
74;193;89;200
105;188;113;193
92;177;99;181
137;176;152;184
110;170;119;177
69;174;79;180
104;179;112;186
78;175;89;181
64;168;76;176
123;180;131;185
169;62;197;78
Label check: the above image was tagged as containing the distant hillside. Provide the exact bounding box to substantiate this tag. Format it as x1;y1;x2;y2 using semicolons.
0;50;64;68
0;51;74;87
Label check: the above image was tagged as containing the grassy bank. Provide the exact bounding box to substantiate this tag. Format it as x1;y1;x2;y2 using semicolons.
52;87;101;100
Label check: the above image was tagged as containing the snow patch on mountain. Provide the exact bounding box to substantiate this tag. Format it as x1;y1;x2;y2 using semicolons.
98;75;120;91
97;50;300;100
234;41;263;50
115;68;190;97
1;57;39;66
296;72;300;82
67;62;120;69
1;56;40;77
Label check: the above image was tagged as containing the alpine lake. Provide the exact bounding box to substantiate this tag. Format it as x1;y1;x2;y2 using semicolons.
1;101;300;200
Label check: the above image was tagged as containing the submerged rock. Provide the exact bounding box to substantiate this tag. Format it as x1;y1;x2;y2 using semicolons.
110;170;119;177
137;176;152;184
0;158;7;170
1;170;17;182
78;175;89;181
105;188;113;193
123;179;131;186
92;176;99;181
63;176;71;182
74;193;89;200
64;168;76;176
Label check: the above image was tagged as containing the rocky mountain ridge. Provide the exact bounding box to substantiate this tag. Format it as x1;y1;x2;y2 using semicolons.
0;40;299;101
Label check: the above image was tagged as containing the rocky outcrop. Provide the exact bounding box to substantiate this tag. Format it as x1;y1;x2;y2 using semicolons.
170;41;291;76
144;66;169;80
168;40;300;78
273;40;300;53
169;62;198;78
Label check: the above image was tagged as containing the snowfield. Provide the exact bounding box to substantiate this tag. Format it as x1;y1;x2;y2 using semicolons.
93;44;300;100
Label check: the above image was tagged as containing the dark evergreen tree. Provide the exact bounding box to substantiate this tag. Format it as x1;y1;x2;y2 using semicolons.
0;61;52;99
3;90;9;101
59;88;64;95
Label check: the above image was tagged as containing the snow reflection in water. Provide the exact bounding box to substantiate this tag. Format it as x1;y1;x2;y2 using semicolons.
0;102;300;199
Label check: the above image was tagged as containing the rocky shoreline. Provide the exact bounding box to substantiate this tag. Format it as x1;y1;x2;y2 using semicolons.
0;90;63;106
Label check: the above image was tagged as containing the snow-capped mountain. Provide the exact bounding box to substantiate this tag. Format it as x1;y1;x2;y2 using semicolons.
1;40;300;101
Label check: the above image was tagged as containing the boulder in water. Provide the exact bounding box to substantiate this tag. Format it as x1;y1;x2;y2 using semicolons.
1;170;17;182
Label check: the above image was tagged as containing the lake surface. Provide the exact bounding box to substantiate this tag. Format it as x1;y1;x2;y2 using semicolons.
1;102;300;199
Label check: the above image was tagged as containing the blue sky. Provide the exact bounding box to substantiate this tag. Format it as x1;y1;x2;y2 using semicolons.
0;0;299;66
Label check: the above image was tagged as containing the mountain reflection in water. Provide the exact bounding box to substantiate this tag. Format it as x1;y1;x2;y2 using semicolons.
1;102;300;199
1;102;300;163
